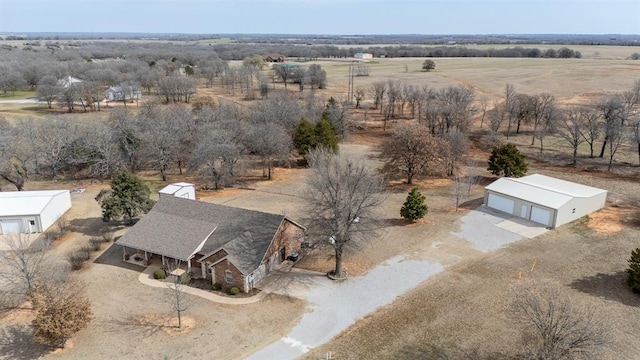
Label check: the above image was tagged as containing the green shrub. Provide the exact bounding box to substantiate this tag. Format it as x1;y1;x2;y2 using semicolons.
212;283;222;291
154;268;166;280
229;287;240;295
181;272;192;285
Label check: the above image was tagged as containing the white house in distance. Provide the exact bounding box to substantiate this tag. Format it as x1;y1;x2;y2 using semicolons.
484;174;607;228
159;182;196;200
354;52;373;60
105;86;142;102
0;190;72;234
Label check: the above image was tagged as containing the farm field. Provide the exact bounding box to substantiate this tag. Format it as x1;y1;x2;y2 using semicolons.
0;43;639;359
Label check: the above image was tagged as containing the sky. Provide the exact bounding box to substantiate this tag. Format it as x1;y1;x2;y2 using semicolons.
0;0;638;35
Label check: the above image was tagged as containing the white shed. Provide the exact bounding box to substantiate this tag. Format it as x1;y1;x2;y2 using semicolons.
159;182;196;200
484;174;607;228
354;52;373;60
0;190;72;234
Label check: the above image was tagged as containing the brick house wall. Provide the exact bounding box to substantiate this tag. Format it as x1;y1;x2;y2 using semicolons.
212;259;245;292
263;219;305;268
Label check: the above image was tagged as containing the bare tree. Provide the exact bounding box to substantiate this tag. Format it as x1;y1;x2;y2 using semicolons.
596;96;625;158
36;75;61;109
165;262;190;329
0;234;50;300
369;81;387;111
190;130;241;190
577;106;601;158
380;122;444;184
557;108;587;166
507;281;609;360
604;117;625;171
632;119;640;166
0;120;30;190
245;122;292;180
504;83;517;139
306;148;386;279
452;162;479;211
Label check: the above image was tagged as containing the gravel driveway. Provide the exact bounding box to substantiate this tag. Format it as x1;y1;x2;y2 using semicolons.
247;256;444;359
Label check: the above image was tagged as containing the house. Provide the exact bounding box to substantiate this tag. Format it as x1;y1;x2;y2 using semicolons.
354;52;373;60
105;86;142;102
116;195;305;293
263;53;288;63
0;190;72;234
484;174;607;228
58;76;83;88
159;182;196;200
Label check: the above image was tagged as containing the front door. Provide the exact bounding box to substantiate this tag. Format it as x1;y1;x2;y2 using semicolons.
520;204;528;218
280;247;286;262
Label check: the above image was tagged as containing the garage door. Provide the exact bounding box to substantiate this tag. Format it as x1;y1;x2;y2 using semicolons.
487;193;515;214
0;220;22;234
530;206;552;227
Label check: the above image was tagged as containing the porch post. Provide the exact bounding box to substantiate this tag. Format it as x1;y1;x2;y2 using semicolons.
187;259;192;273
122;246;127;260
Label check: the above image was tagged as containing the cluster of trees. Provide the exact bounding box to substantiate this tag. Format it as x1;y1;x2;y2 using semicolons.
0;91;350;191
486;81;640;170
0;235;92;349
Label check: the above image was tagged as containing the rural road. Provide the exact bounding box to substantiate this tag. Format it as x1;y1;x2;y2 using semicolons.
247;256;444;359
0;98;41;104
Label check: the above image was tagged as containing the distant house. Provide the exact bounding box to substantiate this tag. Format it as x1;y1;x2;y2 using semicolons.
484;174;607;228
263;53;288;63
105;86;142;102
58;76;83;88
0;190;71;234
116;194;305;293
354;52;373;60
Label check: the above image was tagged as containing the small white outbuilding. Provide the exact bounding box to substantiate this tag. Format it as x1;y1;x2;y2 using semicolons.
0;190;72;234
484;174;607;228
159;182;196;200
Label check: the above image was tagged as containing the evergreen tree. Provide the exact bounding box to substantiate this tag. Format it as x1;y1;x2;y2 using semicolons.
487;143;528;177
95;171;155;223
314;116;338;152
293;117;316;157
627;248;640;294
293;116;338;160
400;188;428;222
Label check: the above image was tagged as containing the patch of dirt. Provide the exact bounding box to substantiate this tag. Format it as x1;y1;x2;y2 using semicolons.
587;206;638;235
1;306;34;324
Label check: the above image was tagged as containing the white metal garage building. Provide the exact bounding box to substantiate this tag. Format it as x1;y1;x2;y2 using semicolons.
484;174;607;228
0;190;72;234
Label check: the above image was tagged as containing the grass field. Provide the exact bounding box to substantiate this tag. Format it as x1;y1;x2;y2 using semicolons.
0;90;36;100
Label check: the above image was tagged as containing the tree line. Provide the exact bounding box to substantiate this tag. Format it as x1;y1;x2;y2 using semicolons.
0;92;347;191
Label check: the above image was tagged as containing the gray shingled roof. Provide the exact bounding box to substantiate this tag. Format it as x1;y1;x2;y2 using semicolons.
116;196;290;274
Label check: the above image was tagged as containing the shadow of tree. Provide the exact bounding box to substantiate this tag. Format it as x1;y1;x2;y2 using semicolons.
108;314;166;337
570;271;640;307
67;217;108;237
0;323;51;360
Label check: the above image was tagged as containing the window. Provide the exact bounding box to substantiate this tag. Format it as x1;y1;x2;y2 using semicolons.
29;220;35;225
225;270;233;283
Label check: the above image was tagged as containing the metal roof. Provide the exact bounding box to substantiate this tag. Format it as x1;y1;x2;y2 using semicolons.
159;183;194;195
0;190;69;217
485;174;606;210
